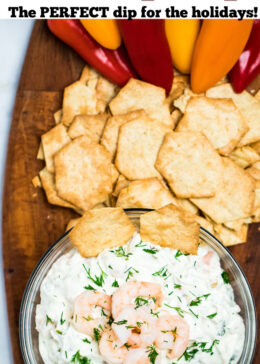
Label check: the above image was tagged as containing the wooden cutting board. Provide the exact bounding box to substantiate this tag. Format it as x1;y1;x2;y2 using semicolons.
2;20;260;363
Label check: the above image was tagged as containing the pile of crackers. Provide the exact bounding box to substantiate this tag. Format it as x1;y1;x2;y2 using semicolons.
33;65;260;247
70;204;200;257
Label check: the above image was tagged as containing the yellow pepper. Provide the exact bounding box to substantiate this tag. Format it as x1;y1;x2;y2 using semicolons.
165;19;200;74
80;19;121;50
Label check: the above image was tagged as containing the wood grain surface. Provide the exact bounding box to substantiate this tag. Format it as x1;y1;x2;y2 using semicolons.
2;20;260;363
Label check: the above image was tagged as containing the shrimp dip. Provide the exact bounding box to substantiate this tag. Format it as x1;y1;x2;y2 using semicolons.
36;233;245;364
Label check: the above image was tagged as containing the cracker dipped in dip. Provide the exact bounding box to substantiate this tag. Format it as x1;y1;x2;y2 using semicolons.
36;206;245;363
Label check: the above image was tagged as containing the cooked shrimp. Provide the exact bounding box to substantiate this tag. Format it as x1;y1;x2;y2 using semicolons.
112;305;157;348
203;250;214;266
124;348;160;364
155;314;189;359
73;291;112;337
112;281;163;318
99;329;128;364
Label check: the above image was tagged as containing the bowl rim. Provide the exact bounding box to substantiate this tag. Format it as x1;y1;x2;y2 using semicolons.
19;208;257;363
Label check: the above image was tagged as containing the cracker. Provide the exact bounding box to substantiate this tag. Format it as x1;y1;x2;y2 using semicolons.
109;79;173;128
206;84;260;146
54;136;113;211
224;217;252;231
252;161;260;170
37;142;44;160
255;90;260;101
194;215;214;234
171;109;182;128
213;223;248;247
68;113;108;141
113;175;130;197
32;175;42;188
176;97;248;155
96;77;118;104
230;146;260;168
155;132;223;198
174;88;202;113
39;168;83;213
61;81;98;126
167;75;189;109
101;110;146;160
140;204;200;255
41;124;71;173
69;208;136;257
111;164;120;186
250;140;260;154
54;109;62;124
176;198;199;215
247;166;260;181
115;117;170;180
116;177;178;209
66;218;81;231
191;158;256;223
253;189;260;222
80;65;99;83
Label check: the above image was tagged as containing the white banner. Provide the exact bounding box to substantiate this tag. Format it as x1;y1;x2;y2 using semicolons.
0;0;259;19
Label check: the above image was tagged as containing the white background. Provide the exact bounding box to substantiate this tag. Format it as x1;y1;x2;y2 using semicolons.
0;19;34;364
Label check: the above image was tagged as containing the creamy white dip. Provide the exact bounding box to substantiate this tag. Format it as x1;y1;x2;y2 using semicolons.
36;233;245;364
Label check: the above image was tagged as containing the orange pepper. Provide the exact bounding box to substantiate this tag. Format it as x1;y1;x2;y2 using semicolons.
80;19;121;50
191;20;253;93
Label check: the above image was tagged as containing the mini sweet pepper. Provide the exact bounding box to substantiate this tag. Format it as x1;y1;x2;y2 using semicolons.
165;19;200;74
80;19;121;50
47;19;136;86
191;19;253;93
229;20;260;93
117;19;173;94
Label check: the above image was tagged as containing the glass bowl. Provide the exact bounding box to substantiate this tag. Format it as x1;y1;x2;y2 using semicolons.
19;209;257;363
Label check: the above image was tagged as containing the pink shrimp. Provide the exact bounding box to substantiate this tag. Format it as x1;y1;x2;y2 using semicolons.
99;329;128;364
112;281;163;318
123;348;160;364
112;305;157;348
155;314;189;359
73;291;112;338
203;250;214;266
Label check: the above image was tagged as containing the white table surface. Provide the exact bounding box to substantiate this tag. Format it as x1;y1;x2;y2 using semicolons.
0;20;34;364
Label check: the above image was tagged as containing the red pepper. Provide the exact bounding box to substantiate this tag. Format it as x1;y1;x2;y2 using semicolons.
229;20;260;93
117;20;173;94
47;19;137;87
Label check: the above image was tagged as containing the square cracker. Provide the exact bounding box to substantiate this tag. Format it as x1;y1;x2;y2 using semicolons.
116;177;178;209
176;97;248;155
174;88;202;113
69;207;136;257
250;140;260;154
206;84;260;146
140;204;200;255
61;80;98;126
191;157;256;223
213;223;248;247
115;116;171;180
39;168;83;213
41;124;71;173
68;113;108;141
230;146;260;169
54;136;113;211
113;174;130;197
54;109;62;124
155;131;223;198
101;110;146;160
37;142;44;160
109;79;173;129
